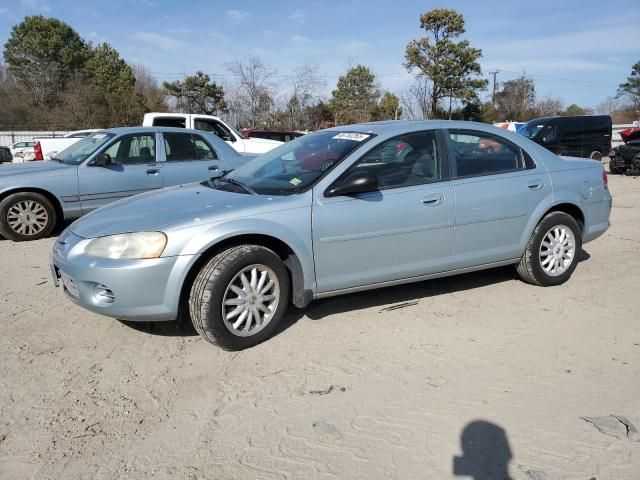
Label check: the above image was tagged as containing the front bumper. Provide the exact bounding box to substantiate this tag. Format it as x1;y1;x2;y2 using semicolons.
50;229;197;321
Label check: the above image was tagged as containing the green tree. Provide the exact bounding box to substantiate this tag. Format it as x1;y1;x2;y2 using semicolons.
617;61;640;108
3;16;90;105
372;91;401;120
404;9;487;119
330;65;380;125
563;104;588;116
163;71;227;115
86;43;135;95
495;75;536;121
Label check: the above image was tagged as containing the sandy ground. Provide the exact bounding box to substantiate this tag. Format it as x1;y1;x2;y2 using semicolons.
0;172;639;480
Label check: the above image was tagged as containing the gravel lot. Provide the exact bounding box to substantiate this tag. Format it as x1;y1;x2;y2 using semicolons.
0;172;638;480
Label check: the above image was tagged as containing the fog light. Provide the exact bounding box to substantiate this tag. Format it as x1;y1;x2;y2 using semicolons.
92;283;115;304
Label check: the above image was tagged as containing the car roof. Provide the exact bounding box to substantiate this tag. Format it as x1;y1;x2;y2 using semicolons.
94;126;214;135
327;120;510;137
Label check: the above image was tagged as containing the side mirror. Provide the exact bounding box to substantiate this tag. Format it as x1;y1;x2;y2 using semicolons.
325;171;379;197
92;153;112;166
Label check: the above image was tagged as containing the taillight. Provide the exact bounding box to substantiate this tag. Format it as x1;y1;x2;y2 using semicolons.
603;169;608;189
34;141;43;161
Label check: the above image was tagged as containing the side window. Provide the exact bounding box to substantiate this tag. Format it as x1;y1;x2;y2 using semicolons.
194;119;235;142
152;117;186;128
540;124;557;143
448;130;534;177
193;135;218;160
342;131;441;190
164;132;197;161
102;134;156;165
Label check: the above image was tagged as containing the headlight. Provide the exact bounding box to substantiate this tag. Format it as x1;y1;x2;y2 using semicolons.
84;232;167;259
608;150;616;157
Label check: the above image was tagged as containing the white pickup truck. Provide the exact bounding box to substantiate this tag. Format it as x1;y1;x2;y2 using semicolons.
142;113;282;154
32;129;102;161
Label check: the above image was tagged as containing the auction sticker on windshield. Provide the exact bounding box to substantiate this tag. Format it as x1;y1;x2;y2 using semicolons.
332;133;371;141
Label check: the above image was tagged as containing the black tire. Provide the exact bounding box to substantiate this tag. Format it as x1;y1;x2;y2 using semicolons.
189;245;290;350
0;192;57;242
516;211;582;287
609;163;624;175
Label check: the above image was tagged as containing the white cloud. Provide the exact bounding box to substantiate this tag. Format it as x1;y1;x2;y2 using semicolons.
226;9;250;24
20;0;51;12
289;10;306;24
291;35;311;46
132;32;184;51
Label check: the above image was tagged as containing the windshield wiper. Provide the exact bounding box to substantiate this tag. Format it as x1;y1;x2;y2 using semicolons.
49;157;63;163
214;177;257;195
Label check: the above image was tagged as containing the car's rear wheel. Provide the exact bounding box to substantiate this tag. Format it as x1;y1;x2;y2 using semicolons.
0;192;57;241
189;245;290;350
516;212;582;286
590;150;602;161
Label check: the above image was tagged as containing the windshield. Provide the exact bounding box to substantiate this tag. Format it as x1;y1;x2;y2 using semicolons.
519;121;546;139
53;132;115;165
220;131;373;195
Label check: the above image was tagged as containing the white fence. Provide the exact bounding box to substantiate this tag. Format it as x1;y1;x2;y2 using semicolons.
0;131;71;147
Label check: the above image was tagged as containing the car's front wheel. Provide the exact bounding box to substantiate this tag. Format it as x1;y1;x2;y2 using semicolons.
516;212;582;286
189;245;290;350
0;192;57;241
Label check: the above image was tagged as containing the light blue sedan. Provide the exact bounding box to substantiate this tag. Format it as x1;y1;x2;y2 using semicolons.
0;127;248;241
51;121;612;350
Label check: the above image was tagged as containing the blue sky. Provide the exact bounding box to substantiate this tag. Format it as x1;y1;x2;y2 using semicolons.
1;0;639;108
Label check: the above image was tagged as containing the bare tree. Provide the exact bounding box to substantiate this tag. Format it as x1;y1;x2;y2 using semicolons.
401;77;432;120
286;65;325;130
225;57;276;129
596;96;620;116
534;97;564;117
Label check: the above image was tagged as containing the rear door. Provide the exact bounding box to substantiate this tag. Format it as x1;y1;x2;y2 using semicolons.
448;129;550;269
160;132;225;185
78;132;163;212
558;118;584;157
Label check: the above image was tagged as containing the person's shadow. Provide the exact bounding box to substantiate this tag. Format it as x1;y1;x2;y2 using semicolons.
453;420;513;480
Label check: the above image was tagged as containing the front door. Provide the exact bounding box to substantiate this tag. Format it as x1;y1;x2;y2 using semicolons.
160;132;226;186
447;129;551;269
78;132;163;213
312;130;454;293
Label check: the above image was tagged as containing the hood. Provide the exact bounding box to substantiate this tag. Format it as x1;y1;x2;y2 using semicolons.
69;182;303;238
0;160;74;179
620;128;640;143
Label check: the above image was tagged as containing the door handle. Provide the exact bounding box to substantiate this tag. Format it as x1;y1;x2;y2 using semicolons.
527;180;543;191
146;168;160;175
422;194;444;206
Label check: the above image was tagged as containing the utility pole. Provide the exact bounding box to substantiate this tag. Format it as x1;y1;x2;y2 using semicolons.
489;70;499;106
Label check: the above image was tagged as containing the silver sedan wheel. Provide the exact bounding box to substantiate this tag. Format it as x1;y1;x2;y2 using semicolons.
539;224;576;277
221;264;280;337
6;200;49;236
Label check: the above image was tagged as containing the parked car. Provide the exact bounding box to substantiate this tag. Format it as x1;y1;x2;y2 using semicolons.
33;129;103;161
9;141;34;158
50;121;611;350
0;127;250;241
143;113;282;154
518;115;612;160
242;129;304;143
0;146;12;163
609;139;640;175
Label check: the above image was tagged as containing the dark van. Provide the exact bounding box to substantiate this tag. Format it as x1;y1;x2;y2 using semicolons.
518;115;612;160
